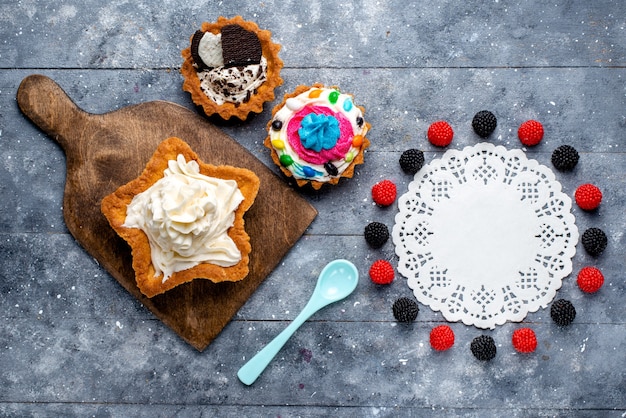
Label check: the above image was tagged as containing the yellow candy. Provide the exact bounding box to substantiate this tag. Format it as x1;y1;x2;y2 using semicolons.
308;89;322;98
352;135;363;147
271;139;285;150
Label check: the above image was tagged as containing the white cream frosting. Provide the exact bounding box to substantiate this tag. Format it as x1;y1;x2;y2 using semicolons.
197;32;224;68
123;154;244;282
198;57;268;105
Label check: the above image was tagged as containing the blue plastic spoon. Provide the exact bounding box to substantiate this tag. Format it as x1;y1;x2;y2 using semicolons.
237;259;359;385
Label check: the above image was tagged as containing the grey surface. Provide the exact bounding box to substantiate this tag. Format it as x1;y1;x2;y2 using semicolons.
1;0;625;416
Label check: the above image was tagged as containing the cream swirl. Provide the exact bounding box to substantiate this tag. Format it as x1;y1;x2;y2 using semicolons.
123;154;244;282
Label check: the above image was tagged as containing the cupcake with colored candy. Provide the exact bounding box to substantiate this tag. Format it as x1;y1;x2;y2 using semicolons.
181;16;283;120
265;84;370;189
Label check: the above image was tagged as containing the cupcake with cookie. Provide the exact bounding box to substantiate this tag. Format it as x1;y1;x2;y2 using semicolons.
181;16;283;120
264;84;370;189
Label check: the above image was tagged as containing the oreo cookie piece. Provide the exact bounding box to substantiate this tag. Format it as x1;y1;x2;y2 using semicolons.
191;30;225;70
221;24;262;67
190;30;209;70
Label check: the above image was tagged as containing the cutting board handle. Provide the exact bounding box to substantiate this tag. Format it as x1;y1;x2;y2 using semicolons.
17;74;88;152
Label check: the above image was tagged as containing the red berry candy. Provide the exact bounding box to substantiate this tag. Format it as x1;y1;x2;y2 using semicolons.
427;121;454;147
518;120;544;146
369;260;395;285
371;179;397;206
575;183;602;211
577;266;604;293
512;328;537;353
430;325;455;351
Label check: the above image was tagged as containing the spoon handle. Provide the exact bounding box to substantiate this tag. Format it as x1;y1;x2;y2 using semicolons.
237;300;321;385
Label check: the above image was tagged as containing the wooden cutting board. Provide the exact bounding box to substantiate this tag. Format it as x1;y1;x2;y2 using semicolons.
17;74;317;351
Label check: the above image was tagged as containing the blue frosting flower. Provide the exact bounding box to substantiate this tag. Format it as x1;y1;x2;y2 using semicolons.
298;113;340;152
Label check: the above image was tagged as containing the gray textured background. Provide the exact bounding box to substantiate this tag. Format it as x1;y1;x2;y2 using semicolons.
1;0;625;416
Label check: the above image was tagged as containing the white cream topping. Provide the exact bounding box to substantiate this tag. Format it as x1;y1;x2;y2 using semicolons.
197;32;224;68
123;154;244;282
198;57;268;105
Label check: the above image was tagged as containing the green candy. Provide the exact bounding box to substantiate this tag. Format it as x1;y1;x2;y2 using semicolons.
328;90;340;104
279;154;294;167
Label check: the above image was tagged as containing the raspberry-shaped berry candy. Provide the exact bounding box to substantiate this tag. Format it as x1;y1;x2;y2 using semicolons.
577;266;604;293
550;299;576;326
427;121;454;147
369;260;394;285
392;297;419;323
364;222;390;249
371;180;397;207
399;149;425;174
430;325;455;351
581;227;608;256
518;119;544;146
472;110;497;138
512;328;537;353
551;145;579;171
470;335;497;361
575;183;602;211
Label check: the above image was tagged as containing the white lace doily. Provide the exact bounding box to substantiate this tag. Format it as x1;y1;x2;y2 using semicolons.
392;143;578;329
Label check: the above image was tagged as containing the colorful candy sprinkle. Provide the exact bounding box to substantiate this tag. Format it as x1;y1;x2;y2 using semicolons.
271;139;285;150
302;166;316;177
352;135;363;147
286;98;301;111
308;89;322;99
324;162;339;176
328;90;340;104
345;151;354;162
271;120;283;131
279;154;294;167
343;98;353;112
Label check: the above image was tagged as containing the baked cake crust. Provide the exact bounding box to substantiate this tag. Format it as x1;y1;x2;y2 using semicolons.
181;16;283;120
101;137;260;298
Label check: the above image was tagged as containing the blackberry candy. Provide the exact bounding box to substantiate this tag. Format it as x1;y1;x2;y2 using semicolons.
470;335;497;361
392;297;419;323
471;110;497;138
550;299;576;326
581;227;608;256
399;149;425;174
364;222;390;249
551;145;579;171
